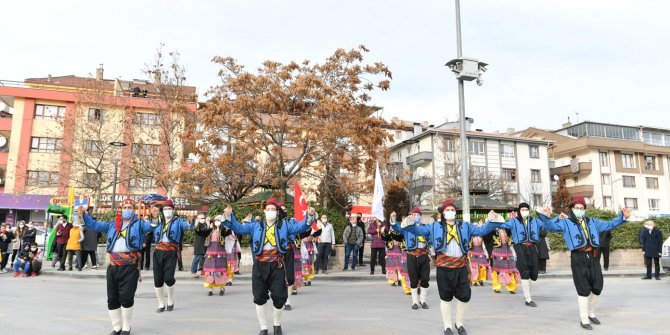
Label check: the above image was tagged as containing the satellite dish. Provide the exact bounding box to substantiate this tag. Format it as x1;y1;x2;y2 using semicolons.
0;136;7;148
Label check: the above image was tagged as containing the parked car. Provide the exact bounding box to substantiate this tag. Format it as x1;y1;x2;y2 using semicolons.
662;236;670;273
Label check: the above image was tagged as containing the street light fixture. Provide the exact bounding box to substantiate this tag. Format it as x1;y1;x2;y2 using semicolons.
446;0;488;223
109;141;127;212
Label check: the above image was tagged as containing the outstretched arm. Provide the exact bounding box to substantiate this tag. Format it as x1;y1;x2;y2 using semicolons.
535;207;564;233
79;211;112;234
592;210;629;232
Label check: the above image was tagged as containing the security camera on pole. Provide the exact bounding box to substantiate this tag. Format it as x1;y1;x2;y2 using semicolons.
445;0;488;223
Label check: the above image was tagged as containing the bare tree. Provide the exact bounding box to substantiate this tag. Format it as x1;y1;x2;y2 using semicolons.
519;179;551;209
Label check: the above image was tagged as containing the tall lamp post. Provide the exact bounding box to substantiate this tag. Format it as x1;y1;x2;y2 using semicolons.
109;141;127;212
403;139;419;209
445;0;488;222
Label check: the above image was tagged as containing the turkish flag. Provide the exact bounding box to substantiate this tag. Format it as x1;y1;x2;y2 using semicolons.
294;180;308;221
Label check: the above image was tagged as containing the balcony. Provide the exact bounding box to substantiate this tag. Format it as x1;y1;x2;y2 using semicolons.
550;161;592;177
406;151;434;165
567;184;594;197
410;176;434;194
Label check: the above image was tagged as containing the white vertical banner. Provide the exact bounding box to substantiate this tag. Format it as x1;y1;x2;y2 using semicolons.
371;162;385;221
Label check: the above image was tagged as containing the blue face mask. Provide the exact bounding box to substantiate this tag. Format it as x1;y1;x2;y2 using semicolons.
573;209;585;218
414;216;421;224
122;209;134;220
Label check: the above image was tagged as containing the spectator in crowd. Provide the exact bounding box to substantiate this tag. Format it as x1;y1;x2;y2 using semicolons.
315;215;336;274
82;225;99;270
356;213;366;267
342;215;364;271
11;221;26;263
367;218;388;275
13;242;31;277
192;214;210;278
29;242;43;276
538;229;550;274
22;221;37;245
65;219;84;271
1;224;14;272
55;217;72;271
598;230;612;271
640;220;663;280
142;214;155;271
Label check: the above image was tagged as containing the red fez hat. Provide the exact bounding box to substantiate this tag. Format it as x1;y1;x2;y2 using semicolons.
441;199;457;210
266;198;280;207
122;198;135;206
411;207;422;215
571;196;587;208
163;199;175;208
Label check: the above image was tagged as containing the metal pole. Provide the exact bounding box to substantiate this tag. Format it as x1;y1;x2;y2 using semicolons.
111;158;119;212
408;145;414;209
455;0;470;222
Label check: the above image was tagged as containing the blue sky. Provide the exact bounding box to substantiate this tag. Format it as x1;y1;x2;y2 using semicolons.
2;0;668;131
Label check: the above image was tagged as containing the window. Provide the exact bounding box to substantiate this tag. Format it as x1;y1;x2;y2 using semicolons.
529;145;540;159
129;176;157;189
533;194;543;206
500;144;515;158
469;141;485;156
84;140;103;154
88;108;105;122
622;175;636;188
472;166;487;178
504;193;518;205
624;198;638;210
621;153;635;169
646;177;659;189
396;152;401;161
531;169;542;183
134;112;161;126
603;196;612;208
27;171;59;187
30;137;63;153
599;152;609;167
601;174;610;185
502;168;517;181
644;155;656;170
34;104;65;120
643;132;663;146
445;139;455;152
648;199;660;211
131;144;160;157
395;131;401;140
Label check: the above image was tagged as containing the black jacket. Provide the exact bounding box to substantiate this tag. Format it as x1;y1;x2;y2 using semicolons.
0;230;13;252
599;230;612;248
22;228;37;245
537;229;550;260
193;222;210;255
640;228;663;257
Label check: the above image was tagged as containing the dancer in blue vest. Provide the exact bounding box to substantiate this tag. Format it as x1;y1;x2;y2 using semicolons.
77;199;153;335
223;198;316;335
537;196;630;330
493;202;546;307
392;199;502;335
150;199;193;313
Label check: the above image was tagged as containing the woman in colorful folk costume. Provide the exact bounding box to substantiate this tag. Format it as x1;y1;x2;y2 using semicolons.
494;202;547;307
382;227;412;295
467;225;490;287
390;207;432;310
225;229;242;286
78;199;153;335
203;215;232;296
490;228;520;294
223;199;316;335
150;200;193;313
392;200;502;335
537;197;631;330
300;225;321;287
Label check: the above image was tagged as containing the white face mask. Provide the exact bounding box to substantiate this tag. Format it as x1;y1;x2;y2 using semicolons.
214;221;221;227
163;209;174;218
60;221;66;225
265;211;277;221
520;210;530;219
443;211;456;221
19;224;25;228
199;219;206;223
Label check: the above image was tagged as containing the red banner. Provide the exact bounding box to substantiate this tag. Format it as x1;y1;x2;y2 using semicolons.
294;180;308;221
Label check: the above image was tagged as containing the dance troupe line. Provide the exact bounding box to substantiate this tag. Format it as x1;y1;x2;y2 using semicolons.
74;194;630;335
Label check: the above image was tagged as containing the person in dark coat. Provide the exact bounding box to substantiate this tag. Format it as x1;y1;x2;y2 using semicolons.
537;229;550;274
82;225;99;269
0;225;14;272
598;230;612;271
356;213;366;267
191;214;210;278
640;220;663;280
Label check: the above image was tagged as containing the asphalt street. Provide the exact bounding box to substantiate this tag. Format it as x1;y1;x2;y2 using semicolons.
0;274;667;335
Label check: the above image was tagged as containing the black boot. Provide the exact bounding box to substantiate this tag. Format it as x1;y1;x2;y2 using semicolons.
457;325;467;335
274;325;283;335
580;323;593;330
258;330;268;335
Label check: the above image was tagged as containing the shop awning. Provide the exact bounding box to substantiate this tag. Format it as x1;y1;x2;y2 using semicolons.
0;194;52;210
